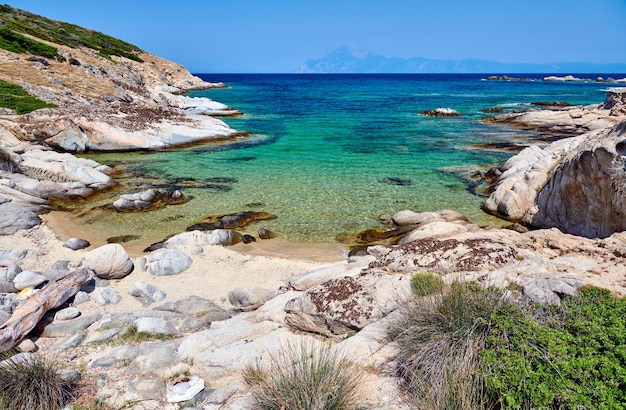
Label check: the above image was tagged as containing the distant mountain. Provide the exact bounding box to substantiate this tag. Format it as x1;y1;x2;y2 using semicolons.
294;46;626;74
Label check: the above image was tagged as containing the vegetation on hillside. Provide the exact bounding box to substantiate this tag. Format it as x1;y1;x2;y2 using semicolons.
388;276;626;409
0;79;56;114
0;26;59;58
0;4;143;62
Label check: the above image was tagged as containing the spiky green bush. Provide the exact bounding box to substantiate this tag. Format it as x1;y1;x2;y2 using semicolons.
410;271;445;296
388;281;507;409
0;352;76;410
244;341;363;410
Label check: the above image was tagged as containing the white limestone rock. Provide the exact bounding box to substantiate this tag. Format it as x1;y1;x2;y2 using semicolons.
83;244;134;279
12;270;46;290
148;248;192;276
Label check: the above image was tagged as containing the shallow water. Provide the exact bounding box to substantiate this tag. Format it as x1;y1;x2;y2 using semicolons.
74;74;620;248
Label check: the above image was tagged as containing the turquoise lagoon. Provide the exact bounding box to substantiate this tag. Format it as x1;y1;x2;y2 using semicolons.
77;74;620;248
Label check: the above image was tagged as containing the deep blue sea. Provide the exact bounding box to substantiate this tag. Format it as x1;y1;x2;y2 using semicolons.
78;74;624;247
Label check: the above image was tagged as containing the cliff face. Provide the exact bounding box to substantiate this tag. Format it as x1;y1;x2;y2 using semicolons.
0;6;241;152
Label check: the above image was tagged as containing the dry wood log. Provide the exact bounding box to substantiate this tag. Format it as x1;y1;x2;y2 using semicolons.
0;268;92;352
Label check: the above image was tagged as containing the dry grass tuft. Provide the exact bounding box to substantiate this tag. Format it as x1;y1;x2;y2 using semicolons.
388;281;507;409
0;352;76;410
244;341;364;410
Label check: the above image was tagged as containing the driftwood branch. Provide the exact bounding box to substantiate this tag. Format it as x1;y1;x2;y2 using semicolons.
0;268;92;352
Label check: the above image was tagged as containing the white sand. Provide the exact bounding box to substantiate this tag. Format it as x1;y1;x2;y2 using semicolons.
1;217;343;314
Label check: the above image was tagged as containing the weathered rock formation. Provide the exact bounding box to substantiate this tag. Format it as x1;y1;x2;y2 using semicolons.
484;88;626;238
484;88;626;136
0;24;242;152
0;10;249;235
526;121;626;237
0;145;117;233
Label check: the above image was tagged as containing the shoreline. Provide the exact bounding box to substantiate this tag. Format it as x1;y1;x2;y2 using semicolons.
42;210;347;263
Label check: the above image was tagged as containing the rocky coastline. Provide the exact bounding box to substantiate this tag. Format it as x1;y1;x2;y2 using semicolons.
1;89;625;408
2;11;626;408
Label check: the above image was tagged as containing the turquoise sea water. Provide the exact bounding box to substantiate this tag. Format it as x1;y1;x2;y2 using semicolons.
77;74;622;247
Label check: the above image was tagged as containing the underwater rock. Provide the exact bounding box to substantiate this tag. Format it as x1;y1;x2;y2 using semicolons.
378;177;413;186
187;211;276;231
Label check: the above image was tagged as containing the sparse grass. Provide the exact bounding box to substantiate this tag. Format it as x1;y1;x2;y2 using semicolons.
410;271;445;296
117;325;175;344
388;280;507;409
0;352;76;410
0;78;56;114
244;341;364;410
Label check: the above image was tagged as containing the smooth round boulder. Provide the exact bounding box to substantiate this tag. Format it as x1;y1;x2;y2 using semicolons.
63;237;91;250
392;210;441;226
228;287;281;307
148;248;192;276
133;317;178;335
13;270;46;290
205;229;242;246
83;244;134;279
0;202;42;235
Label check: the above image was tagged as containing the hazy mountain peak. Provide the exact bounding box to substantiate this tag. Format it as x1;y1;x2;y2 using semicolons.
295;46;626;74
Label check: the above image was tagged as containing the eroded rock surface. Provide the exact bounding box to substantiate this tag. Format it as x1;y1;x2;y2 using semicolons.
484;89;626;238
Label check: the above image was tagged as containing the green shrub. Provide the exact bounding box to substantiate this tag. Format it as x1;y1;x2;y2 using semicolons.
0;352;76;410
0;26;59;58
388;280;506;409
244;341;363;410
410;271;444;296
390;279;626;410
0;79;56;114
482;286;626;409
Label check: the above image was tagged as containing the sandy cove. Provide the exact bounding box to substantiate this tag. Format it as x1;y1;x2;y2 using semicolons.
6;217;339;312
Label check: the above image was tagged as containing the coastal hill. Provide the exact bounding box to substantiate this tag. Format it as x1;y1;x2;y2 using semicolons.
295;45;626;73
2;5;626;409
0;5;241;152
0;5;245;234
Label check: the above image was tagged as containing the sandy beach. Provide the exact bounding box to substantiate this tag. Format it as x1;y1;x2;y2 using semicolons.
3;211;343;315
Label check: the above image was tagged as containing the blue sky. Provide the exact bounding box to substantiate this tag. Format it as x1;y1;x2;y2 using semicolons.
5;0;626;72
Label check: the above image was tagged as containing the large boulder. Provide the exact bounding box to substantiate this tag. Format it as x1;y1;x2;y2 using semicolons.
525;120;626;237
112;189;186;212
0;200;42;234
483;137;584;221
83;244;134;279
284;273;405;338
367;236;518;273
146;229;244;252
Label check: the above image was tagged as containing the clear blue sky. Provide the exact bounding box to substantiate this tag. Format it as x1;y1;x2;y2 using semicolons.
5;0;626;73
